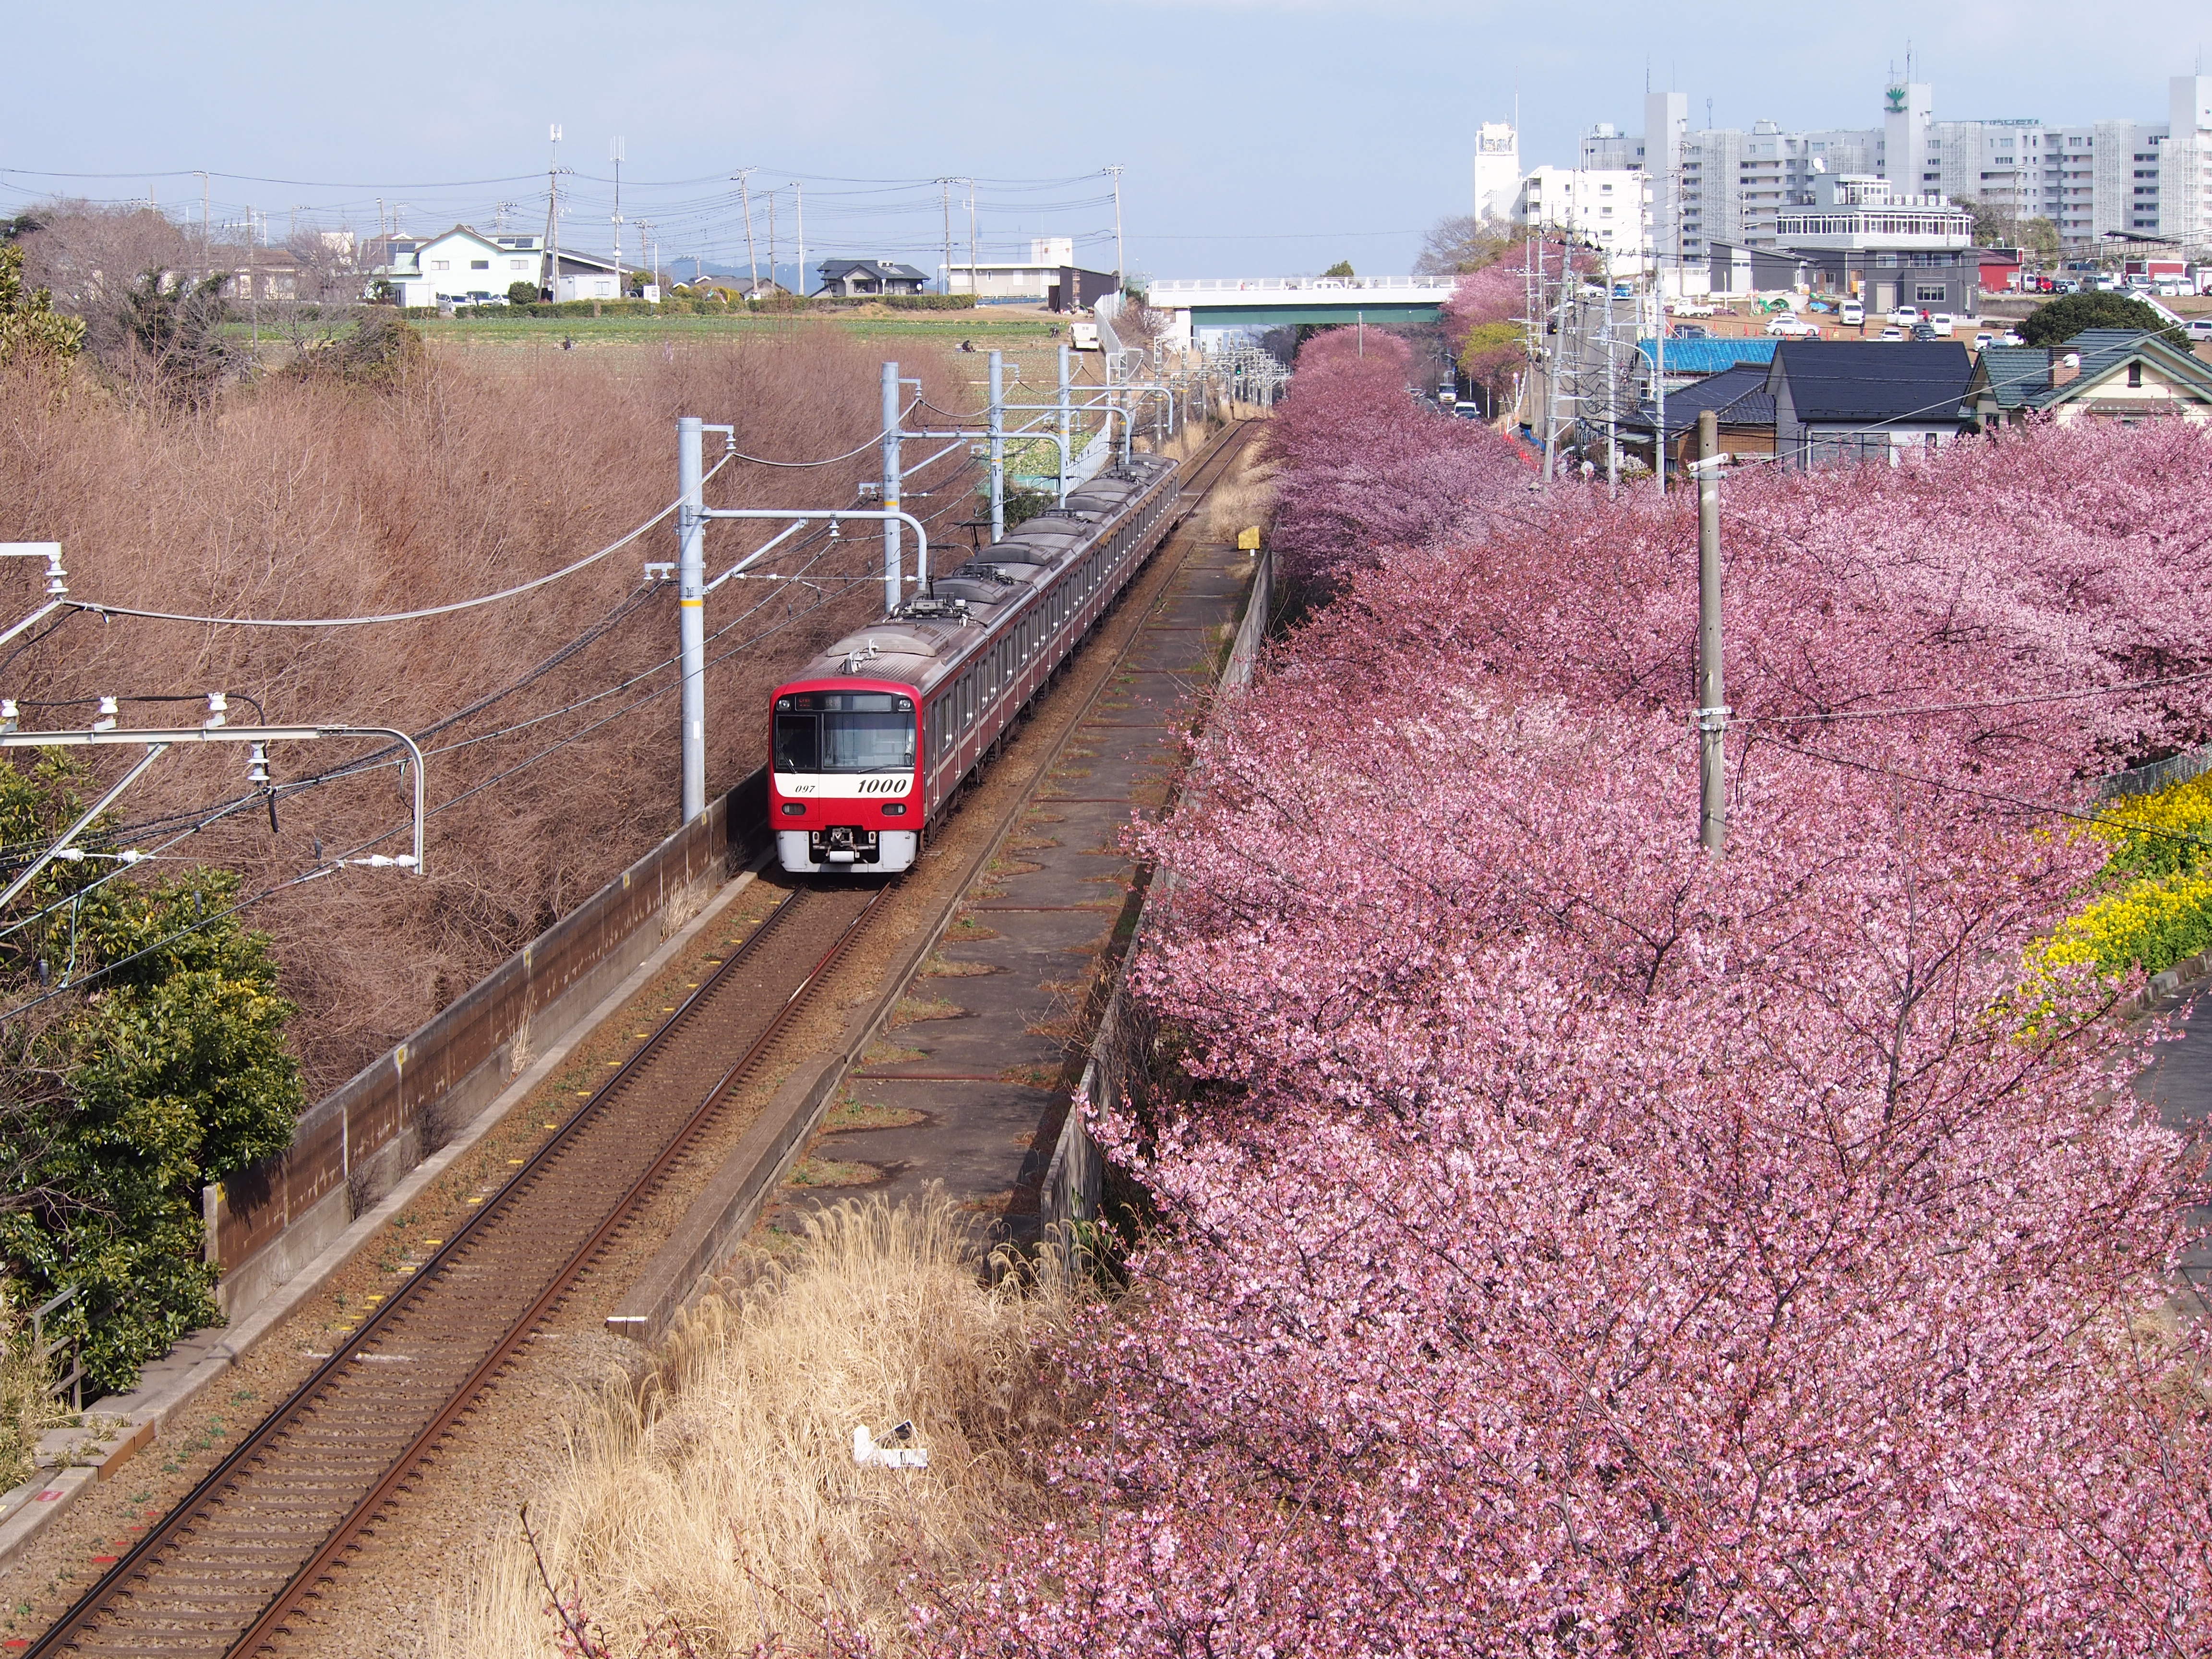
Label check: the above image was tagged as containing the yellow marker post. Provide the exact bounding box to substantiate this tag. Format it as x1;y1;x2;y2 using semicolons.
1236;526;1262;552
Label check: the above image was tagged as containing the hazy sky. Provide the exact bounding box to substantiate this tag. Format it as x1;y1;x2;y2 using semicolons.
3;1;2202;279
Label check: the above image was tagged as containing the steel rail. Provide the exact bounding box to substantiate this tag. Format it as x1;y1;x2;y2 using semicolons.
24;880;884;1659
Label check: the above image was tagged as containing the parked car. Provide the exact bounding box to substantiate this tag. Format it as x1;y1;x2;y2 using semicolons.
2188;319;2212;341
1669;301;1717;318
1973;331;1997;349
1766;314;1819;338
1878;325;1905;340
1889;305;1921;326
1669;323;1710;340
1910;322;1939;341
1839;300;1865;325
1927;313;1957;337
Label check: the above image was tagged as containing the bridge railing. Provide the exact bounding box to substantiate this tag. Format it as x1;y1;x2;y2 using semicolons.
1148;276;1460;297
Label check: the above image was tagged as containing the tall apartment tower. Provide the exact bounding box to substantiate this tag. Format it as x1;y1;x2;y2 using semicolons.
1882;80;1935;188
1642;90;1689;270
1474;121;1521;224
2167;74;2212;253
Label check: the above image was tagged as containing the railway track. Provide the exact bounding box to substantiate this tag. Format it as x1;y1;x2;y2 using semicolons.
23;422;1261;1659
24;880;883;1659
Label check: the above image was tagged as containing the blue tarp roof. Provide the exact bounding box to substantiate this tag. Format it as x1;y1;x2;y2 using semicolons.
1635;338;1779;376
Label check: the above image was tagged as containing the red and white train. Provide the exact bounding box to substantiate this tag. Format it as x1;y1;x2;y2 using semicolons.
769;456;1180;874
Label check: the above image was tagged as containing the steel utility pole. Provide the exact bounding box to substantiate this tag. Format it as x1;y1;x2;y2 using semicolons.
965;181;977;295
881;361;904;612
735;168;759;295
1696;408;1727;854
1541;247;1569;485
1652;266;1668;494
543;124;564;301
677;416;709;822
938;178;955;294
1603;252;1618;497
794;183;805;301
989;349;1006;544
611;137;626;296
1107;163;1125;280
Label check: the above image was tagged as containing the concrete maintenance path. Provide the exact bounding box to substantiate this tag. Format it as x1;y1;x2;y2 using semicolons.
758;466;1263;1251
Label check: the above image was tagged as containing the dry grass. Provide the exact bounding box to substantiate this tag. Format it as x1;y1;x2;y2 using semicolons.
0;332;966;1092
1199;441;1277;546
428;1196;1068;1657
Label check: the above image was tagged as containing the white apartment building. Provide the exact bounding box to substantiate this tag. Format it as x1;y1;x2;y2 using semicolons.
1515;166;1649;264
1592;73;2212;264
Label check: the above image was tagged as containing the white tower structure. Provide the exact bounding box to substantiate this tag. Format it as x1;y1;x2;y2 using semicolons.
1474;122;1520;224
1882;80;1934;188
1642;90;1689;272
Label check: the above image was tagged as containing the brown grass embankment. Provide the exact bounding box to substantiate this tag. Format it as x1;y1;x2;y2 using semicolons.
429;1196;1069;1657
0;330;970;1090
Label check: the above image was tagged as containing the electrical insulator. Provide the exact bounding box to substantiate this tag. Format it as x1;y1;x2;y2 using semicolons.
247;743;270;785
93;695;119;733
205;693;228;729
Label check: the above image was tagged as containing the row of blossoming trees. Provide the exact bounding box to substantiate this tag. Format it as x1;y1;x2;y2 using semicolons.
928;329;2212;1655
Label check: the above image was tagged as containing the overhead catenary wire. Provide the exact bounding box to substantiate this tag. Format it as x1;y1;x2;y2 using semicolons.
54;451;733;630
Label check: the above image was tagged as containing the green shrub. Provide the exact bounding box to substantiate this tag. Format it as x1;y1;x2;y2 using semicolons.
885;293;977;311
2018;290;2187;349
506;280;540;307
0;754;304;1392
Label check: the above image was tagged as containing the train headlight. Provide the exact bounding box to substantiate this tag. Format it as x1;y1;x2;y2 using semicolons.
882;803;907;817
780;802;806;816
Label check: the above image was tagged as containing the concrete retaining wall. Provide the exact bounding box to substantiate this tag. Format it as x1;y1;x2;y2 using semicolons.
209;769;771;1322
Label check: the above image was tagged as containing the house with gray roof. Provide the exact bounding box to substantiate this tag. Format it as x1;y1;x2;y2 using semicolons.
1967;330;2212;428
1765;340;1977;467
1625;361;1777;480
814;258;930;298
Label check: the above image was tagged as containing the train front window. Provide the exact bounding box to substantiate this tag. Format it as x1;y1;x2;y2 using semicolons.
775;692;915;773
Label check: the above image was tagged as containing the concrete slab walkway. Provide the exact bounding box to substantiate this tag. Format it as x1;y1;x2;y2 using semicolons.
758;500;1260;1251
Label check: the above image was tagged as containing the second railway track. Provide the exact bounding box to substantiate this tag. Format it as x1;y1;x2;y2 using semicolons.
25;880;883;1659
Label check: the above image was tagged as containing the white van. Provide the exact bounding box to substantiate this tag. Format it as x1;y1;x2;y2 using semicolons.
1928;313;1957;337
1839;300;1864;326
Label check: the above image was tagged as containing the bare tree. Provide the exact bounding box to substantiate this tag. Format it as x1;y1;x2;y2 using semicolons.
1413;213;1519;276
16;200;192;353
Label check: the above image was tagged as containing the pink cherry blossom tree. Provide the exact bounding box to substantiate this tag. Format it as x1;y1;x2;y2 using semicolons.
919;418;2212;1655
1261;327;1530;589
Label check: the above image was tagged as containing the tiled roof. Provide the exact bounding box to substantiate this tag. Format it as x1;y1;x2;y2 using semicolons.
1773;341;1975;423
1977;346;2052;410
1635;362;1777;437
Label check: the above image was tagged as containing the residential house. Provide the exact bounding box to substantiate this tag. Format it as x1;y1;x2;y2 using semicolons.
1626;361;1778;479
1766;339;1977;465
1969;328;2212;426
815;258;930;298
1631;337;1778;402
367;226;554;306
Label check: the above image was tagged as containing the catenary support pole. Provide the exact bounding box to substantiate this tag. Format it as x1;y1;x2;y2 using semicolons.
677;416;707;823
1696;408;1727;854
881;361;904;610
1057;343;1073;504
988;349;1006;544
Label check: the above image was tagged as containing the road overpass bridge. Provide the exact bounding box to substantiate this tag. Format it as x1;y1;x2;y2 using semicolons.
1146;276;1459;348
